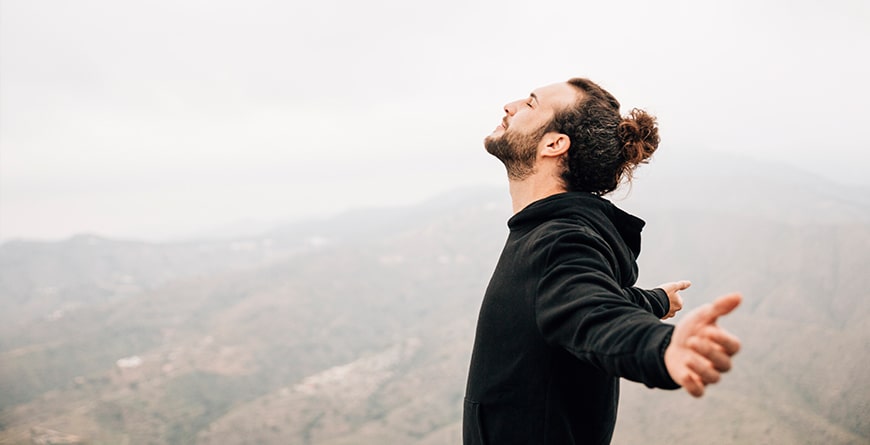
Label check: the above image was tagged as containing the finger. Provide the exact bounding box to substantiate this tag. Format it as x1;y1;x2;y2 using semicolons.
711;293;742;317
687;353;720;384
659;280;692;292
704;327;741;355
689;336;733;372
697;293;742;324
684;372;705;398
710;351;732;373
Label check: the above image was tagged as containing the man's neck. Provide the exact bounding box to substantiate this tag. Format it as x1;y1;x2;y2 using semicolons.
508;174;567;214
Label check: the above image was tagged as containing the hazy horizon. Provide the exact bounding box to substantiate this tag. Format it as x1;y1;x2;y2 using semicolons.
2;0;868;242
2;148;868;443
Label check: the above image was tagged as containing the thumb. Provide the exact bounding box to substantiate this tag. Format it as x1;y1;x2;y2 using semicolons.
703;293;742;322
660;280;692;292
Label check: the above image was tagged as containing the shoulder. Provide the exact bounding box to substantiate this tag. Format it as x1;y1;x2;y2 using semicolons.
528;219;613;261
531;217;606;244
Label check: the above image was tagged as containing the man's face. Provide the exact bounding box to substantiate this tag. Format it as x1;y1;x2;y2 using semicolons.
484;82;578;180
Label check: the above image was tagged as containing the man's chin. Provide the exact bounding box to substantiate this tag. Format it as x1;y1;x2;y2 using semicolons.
484;131;503;147
483;136;500;156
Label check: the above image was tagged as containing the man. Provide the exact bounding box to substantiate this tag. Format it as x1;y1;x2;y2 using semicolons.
463;78;742;445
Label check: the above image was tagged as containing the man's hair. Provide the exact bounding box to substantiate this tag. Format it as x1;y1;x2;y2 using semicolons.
546;78;660;195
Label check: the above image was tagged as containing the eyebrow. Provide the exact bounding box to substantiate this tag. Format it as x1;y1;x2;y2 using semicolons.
530;92;539;103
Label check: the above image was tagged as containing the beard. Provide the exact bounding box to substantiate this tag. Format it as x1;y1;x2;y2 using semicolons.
484;125;547;181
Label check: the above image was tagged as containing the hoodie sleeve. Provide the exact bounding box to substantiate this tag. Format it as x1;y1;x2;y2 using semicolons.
622;287;670;319
534;228;679;389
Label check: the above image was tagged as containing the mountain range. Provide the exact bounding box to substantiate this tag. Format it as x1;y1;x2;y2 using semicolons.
1;154;868;444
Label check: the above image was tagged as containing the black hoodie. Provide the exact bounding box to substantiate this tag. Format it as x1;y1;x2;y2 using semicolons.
463;192;679;445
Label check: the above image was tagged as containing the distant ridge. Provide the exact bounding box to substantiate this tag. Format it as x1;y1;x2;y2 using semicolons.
0;154;867;444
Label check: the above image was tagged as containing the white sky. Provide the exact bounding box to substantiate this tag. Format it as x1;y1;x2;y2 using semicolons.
1;0;868;241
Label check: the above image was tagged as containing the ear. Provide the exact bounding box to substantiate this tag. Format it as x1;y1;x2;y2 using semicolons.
540;133;571;158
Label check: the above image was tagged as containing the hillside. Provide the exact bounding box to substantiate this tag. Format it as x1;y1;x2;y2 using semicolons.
0;157;868;444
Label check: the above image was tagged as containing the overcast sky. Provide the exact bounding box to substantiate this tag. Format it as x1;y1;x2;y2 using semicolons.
1;0;868;242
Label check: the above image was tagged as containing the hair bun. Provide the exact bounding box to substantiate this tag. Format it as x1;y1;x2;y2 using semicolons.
617;108;660;168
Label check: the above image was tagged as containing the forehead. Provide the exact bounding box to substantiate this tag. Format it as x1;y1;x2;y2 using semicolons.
531;82;580;111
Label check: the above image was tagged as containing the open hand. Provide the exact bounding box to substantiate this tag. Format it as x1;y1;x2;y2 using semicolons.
664;293;742;397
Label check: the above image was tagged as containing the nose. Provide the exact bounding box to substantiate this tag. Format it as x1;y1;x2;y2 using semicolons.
503;99;520;116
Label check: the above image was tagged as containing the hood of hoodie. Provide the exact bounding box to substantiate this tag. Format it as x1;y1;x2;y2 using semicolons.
507;192;646;277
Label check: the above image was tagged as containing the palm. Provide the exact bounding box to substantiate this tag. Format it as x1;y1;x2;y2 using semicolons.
664;293;742;397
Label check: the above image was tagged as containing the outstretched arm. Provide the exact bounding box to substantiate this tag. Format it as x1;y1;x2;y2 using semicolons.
665;293;742;397
536;230;680;389
622;280;688;319
622;286;669;317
